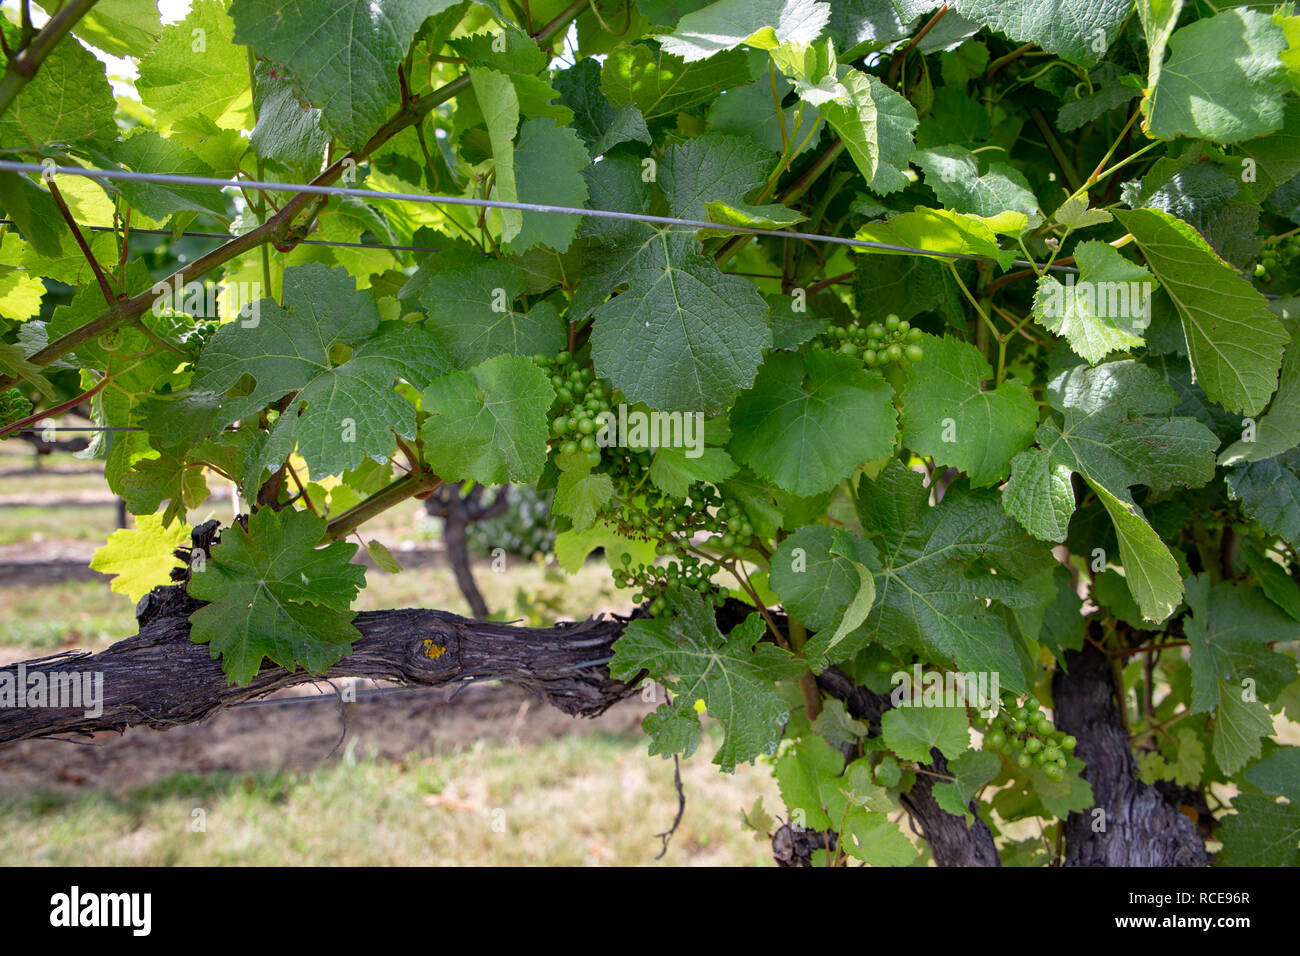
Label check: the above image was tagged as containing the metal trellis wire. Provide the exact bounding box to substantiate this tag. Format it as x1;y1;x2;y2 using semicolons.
0;159;1086;274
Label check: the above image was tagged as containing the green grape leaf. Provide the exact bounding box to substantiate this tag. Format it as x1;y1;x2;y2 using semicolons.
770;524;875;633
0;270;48;321
0;341;54;401
71;0;162;58
452;25;549;75
814;69;918;195
821;529;878;658
1244;747;1300;802
229;0;462;150
855;461;1049;691
660;132;778;221
553;468;614;531
1240;540;1300;622
708;74;819;158
1115;208;1288;418
469;67;522;242
729;350;897;497
418;258;564;368
90;512;190;604
1136;727;1206;788
913;145;1039;220
1212;686;1275;776
855;206;1014;266
419;355;555;485
1184;574;1298;715
880;705;970;763
366;540;402;574
932;748;1001;824
109;132;228;219
841;807;918;865
137;0;252;132
555;58;653;155
1218;794;1300;867
776;733;844;829
0;169;77;259
1220;311;1300;465
610;593;804;771
0;21;116;148
1002;451;1075;544
187;508;366;685
702;199;808;232
1088;481;1184;625
249;61;329;176
810;698;869;749
1144;8;1288;143
589;230;771;414
1029;754;1095;819
900;334;1038;486
1053;195;1114;231
1226;451;1300;548
507;118;590;254
1122;159;1263;271
952;0;1130;67
1032;241;1155;364
1003;360;1218;620
658;0;831;61
193;264;452;477
553;520;658;574
601;45;753;121
119;452;212;528
648;445;738;498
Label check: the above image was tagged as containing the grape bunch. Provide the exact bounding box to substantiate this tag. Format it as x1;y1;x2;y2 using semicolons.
534;350;614;469
600;479;750;616
982;694;1076;782
613;551;726;616
185;319;219;358
1254;235;1300;287
813;314;924;368
602;482;751;547
0;388;33;431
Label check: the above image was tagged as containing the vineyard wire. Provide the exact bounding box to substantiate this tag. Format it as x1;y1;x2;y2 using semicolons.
0;159;1084;272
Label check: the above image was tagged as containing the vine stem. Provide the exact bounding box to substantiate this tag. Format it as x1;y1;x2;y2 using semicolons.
1028;107;1082;192
46;176;115;306
0;371;113;440
0;0;98;117
885;3;948;87
324;469;442;543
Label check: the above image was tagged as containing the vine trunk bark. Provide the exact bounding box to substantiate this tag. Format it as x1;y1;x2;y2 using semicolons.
1053;638;1208;866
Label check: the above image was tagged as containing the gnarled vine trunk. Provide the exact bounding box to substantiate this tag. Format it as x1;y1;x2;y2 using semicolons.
0;586;1208;867
1053;639;1208;866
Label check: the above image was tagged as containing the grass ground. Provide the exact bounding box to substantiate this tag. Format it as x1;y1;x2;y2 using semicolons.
0;733;781;866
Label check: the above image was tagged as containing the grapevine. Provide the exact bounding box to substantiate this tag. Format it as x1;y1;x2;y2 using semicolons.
0;0;1296;873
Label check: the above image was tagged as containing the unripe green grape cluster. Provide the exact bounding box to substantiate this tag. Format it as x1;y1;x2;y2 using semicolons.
0;388;33;430
1254;235;1300;286
982;694;1076;782
186;320;219;357
613;551;727;615
601;482;743;546
815;313;924;368
534;351;614;469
